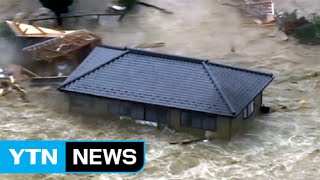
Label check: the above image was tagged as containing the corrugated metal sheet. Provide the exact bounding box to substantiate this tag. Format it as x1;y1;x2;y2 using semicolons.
60;46;274;117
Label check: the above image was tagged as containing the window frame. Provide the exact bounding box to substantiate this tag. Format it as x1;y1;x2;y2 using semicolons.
180;111;217;131
108;101;145;120
243;100;254;119
248;101;254;116
243;107;248;118
145;106;170;124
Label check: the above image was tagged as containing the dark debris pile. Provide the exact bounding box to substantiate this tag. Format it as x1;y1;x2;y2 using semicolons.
277;10;320;45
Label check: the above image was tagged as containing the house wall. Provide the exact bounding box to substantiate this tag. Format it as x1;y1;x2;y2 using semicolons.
229;93;263;138
69;93;112;117
67;92;264;139
169;109;231;139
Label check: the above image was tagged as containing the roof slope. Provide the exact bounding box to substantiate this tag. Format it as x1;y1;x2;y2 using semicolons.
60;46;273;117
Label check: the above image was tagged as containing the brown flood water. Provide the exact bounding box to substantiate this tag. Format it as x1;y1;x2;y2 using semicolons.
0;0;320;179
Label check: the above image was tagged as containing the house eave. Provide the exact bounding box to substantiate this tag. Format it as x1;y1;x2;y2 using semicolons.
59;88;237;118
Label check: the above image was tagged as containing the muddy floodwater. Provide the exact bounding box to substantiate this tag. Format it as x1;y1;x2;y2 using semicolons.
0;0;320;179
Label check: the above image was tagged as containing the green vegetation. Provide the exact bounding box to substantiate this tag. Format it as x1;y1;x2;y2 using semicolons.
279;9;320;45
294;15;320;45
314;16;320;25
0;21;12;38
288;9;298;20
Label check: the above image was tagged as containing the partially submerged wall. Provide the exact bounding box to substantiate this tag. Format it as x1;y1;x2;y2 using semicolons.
169;109;231;139
67;92;264;139
229;93;263;138
67;93;233;139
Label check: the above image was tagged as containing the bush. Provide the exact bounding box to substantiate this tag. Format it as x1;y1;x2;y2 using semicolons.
294;15;320;45
0;22;12;38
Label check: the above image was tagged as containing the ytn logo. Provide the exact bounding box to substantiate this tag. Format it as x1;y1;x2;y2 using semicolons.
0;140;145;174
9;149;57;165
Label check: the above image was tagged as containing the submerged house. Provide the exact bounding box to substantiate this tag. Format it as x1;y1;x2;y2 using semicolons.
59;45;274;139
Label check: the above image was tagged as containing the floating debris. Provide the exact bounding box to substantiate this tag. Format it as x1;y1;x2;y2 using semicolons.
294;23;320;45
30;76;68;87
27;12;125;24
4;21;102;86
224;1;320;45
22;30;101;76
298;100;308;107
5;20;74;38
169;139;207;145
223;0;275;25
135;42;165;49
277;10;320;45
22;30;100;61
0;68;27;101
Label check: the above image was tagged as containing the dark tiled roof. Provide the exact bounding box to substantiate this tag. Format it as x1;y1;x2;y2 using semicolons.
59;45;273;117
61;46;127;86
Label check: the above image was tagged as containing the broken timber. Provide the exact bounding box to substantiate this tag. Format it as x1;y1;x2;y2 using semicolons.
18;29;101;77
22;30;101;61
6;20;74;38
169;138;207;145
21;67;39;78
30;76;68;87
26;12;125;24
223;0;275;24
134;42;165;49
138;1;173;14
0;70;27;101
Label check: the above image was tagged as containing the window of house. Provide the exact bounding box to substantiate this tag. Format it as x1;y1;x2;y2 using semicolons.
244;101;254;119
145;106;169;124
119;103;131;117
108;102;121;115
202;118;216;130
248;101;254;115
181;112;192;126
191;116;203;129
70;95;94;108
181;112;216;131
108;102;144;120
130;105;144;120
108;102;130;116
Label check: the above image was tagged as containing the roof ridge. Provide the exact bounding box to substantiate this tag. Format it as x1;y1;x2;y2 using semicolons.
127;48;206;64
98;45;273;78
207;61;273;77
202;61;236;116
126;47;273;77
59;50;129;88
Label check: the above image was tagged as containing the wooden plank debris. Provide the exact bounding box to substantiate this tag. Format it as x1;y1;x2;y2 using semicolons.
223;0;275;25
169;138;208;145
0;68;27;101
5;21;75;38
30;76;68;87
22;30;101;61
135;42;165;49
26;12;125;24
